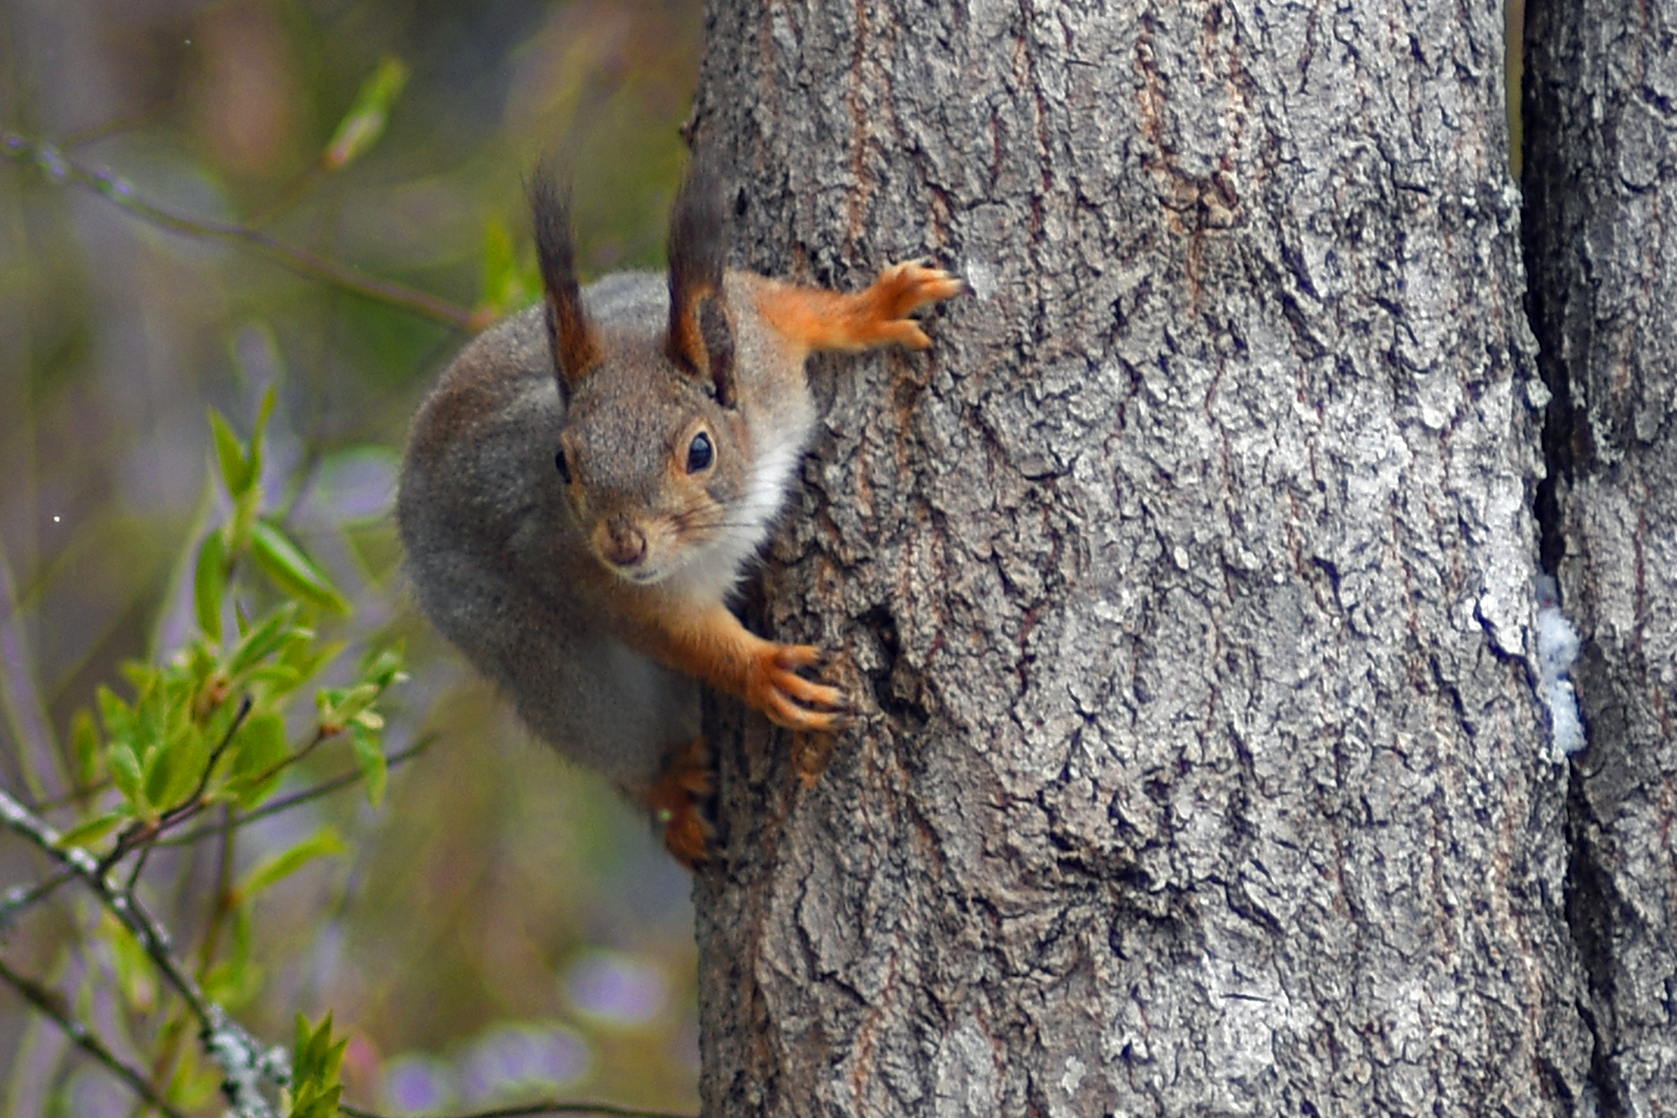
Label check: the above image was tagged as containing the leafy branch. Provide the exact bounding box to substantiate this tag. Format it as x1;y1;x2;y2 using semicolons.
0;399;404;1116
0;127;480;331
0;779;288;1115
2;54;691;1118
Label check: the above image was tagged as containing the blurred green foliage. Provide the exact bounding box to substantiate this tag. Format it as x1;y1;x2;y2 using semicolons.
288;1014;348;1118
0;1;704;1115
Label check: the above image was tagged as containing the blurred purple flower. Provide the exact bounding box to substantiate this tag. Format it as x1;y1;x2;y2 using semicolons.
459;1022;591;1103
563;949;668;1027
381;1053;457;1114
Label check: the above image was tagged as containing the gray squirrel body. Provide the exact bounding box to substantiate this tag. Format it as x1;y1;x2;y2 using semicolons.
397;161;961;863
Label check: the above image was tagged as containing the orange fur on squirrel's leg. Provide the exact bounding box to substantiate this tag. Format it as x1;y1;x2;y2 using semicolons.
756;261;965;354
641;737;714;869
633;603;851;733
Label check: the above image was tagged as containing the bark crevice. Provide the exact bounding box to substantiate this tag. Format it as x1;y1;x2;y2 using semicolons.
1564;767;1629;1117
1515;65;1612;1103
1517;0;1671;1108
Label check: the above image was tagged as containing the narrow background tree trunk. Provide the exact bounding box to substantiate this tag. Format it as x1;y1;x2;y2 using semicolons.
1524;0;1677;1111
691;1;1592;1114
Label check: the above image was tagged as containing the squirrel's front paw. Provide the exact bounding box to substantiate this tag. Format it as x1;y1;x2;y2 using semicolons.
748;643;851;732
862;261;967;349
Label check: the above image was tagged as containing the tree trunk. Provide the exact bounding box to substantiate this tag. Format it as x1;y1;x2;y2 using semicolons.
690;1;1597;1114
1524;0;1677;1112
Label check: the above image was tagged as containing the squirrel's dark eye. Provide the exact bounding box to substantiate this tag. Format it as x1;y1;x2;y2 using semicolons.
686;431;714;474
554;447;571;483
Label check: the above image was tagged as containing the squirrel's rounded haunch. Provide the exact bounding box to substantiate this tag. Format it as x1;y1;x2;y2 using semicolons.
397;155;962;866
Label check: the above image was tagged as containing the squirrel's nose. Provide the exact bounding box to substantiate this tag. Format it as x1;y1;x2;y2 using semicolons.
601;523;647;568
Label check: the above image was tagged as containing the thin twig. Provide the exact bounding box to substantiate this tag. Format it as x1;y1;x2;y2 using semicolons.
159;737;435;848
339;1100;696;1118
0;789;213;1029
0;862;77;924
0;129;478;331
123;831;155;893
0;783;284;1117
1;782;105;879
0;957;187;1118
245;725;332;790
182;695;254;810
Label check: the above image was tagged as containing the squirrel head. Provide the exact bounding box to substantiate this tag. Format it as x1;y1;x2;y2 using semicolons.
532;158;751;588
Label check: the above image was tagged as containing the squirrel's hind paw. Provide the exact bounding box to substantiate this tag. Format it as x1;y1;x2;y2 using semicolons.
645;738;715;870
662;807;714;870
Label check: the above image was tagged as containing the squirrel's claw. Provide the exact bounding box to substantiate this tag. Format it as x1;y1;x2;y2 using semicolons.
872;261;965;330
843;261;964;351
874;260;967;311
750;643;851;732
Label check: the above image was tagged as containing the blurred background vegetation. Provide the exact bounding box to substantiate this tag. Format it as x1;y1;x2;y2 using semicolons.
1;1;706;1114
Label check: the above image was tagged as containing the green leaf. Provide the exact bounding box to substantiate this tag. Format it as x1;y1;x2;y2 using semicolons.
116;659;155;694
226;712;289;808
309;1014;344;1077
209;408;252;498
184;639;219;682
71;709;102;788
248;386;277;488
108;742;144;808
359;643;406;689
250;521;349;614
283;637;347;689
194;530;228;640
225;602;304;679
146;720;210;814
141;736;179;810
235;828;346;903
96;685;134;748
243;663;304;693
316;644;405;735
292;1013;312;1075
290;1012;348;1118
350;724;387;809
55;810;127;850
164;1043;222;1111
316;682;378;730
323;57;409;170
288;1080;343;1118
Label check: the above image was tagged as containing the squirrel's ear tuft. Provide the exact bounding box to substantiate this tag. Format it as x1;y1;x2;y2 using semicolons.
530;164;599;396
666;152;737;407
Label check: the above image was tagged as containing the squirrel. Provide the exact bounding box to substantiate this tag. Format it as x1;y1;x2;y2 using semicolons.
396;155;962;866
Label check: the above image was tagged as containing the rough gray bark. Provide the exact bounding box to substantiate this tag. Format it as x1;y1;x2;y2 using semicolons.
1524;0;1677;1112
690;1;1592;1115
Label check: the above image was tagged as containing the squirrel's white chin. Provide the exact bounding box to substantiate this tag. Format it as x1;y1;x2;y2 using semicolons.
603;561;671;586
